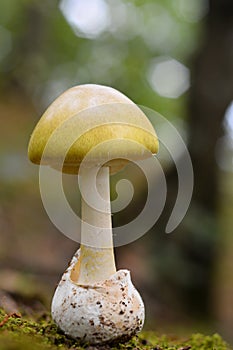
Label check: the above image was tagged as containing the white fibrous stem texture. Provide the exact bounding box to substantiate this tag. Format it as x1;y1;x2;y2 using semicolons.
75;166;116;284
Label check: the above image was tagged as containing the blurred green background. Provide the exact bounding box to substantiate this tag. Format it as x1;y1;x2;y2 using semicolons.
0;0;233;344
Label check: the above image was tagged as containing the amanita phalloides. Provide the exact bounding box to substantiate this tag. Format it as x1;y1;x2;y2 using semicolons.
28;84;158;344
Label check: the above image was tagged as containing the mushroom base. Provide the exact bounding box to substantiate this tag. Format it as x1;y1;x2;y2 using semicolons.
51;249;145;345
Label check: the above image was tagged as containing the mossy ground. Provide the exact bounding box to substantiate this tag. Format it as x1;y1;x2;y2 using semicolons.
0;309;232;350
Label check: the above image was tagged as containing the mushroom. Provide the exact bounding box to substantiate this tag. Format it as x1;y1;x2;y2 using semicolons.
28;84;158;344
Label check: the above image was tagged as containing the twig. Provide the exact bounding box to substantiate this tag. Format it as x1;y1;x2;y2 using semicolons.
0;312;21;327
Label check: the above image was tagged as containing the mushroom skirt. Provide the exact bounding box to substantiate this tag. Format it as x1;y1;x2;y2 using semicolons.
51;249;145;344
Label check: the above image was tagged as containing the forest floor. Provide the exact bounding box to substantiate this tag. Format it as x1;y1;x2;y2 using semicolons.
0;308;231;350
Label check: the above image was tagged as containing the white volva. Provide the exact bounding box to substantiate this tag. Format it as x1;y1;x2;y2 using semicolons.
51;249;145;344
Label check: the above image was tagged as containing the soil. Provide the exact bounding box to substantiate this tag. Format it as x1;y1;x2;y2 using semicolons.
0;308;231;350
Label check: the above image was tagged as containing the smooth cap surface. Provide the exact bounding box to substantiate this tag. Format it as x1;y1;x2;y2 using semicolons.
28;84;158;173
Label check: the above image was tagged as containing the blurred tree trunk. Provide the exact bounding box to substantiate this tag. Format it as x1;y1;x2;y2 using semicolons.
186;0;233;313
151;0;233;321
189;0;233;210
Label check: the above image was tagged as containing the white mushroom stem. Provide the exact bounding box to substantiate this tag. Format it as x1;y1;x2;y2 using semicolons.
72;166;116;285
52;168;145;344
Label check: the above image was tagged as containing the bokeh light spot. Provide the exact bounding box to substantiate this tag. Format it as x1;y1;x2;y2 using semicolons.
224;101;233;140
216;102;233;172
148;57;190;99
59;0;110;39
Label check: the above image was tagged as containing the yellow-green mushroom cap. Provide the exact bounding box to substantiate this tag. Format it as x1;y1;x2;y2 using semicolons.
28;84;158;174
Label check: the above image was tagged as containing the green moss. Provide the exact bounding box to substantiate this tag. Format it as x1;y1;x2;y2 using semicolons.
0;308;232;350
